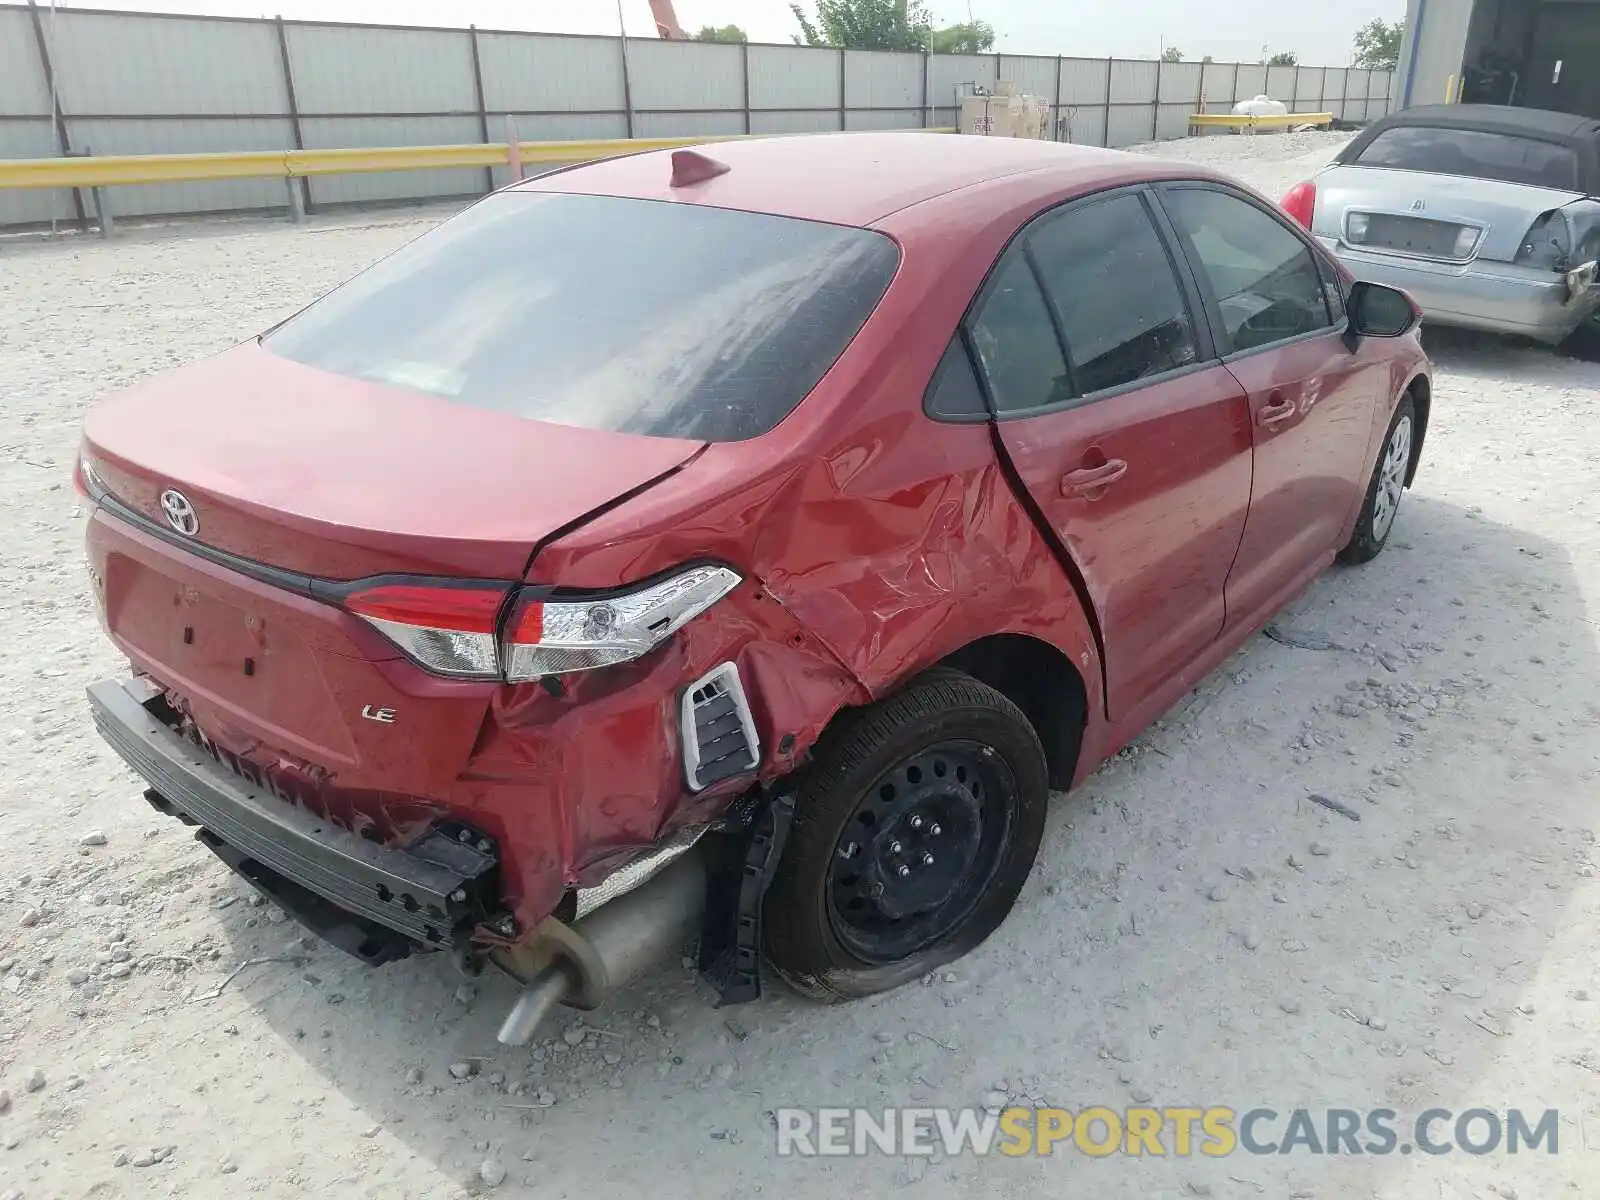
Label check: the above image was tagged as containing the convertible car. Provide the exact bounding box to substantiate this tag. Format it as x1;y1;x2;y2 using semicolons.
1281;104;1600;343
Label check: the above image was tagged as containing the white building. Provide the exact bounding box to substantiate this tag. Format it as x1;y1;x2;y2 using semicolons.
1398;0;1600;115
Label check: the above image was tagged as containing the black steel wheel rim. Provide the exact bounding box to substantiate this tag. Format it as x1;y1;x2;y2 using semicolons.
824;739;1020;965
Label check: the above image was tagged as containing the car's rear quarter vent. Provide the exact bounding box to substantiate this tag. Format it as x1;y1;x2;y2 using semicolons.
682;663;760;790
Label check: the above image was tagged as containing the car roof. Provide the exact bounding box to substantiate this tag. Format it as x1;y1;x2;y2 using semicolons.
512;131;1204;227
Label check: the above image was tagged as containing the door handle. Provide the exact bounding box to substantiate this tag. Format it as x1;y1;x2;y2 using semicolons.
1060;459;1128;497
1258;395;1297;427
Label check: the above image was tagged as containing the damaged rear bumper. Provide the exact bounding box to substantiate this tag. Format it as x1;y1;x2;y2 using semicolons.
88;676;499;960
90;673;797;1039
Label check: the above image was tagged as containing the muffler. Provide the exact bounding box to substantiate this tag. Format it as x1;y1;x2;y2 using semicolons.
494;843;706;1045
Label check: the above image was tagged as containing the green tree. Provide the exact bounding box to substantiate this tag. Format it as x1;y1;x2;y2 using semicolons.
1352;18;1405;71
693;24;748;43
930;20;995;54
1161;46;1185;63
1201;54;1214;63
790;0;934;51
1265;50;1298;66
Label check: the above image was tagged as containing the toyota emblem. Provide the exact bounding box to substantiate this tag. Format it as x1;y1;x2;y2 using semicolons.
159;489;199;537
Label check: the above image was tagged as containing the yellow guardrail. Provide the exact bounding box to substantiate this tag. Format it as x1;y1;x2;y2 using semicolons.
0;131;955;191
1188;112;1335;131
1;150;286;189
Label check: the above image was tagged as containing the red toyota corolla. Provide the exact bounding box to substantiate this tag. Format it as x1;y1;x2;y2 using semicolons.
77;133;1430;1042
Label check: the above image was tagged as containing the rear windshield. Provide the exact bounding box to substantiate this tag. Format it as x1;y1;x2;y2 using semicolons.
1355;126;1580;191
263;191;900;442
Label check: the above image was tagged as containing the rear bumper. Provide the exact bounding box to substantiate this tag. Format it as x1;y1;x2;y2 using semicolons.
88;676;498;959
1321;238;1600;344
84;501;833;940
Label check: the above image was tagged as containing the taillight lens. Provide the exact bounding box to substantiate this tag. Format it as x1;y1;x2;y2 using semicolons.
504;565;742;680
343;582;507;679
338;564;742;681
75;449;104;499
1517;211;1571;271
1281;180;1316;230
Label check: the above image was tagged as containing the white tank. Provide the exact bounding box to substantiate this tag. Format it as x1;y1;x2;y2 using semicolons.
1232;94;1289;117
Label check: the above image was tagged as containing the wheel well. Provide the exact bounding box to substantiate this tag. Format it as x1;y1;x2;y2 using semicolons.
1405;374;1430;486
939;634;1086;790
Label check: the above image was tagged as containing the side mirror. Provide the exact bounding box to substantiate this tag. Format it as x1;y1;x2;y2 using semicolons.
1344;281;1420;350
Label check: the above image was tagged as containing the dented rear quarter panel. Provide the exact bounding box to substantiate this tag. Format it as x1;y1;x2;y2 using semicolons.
463;580;861;919
522;164;1224;885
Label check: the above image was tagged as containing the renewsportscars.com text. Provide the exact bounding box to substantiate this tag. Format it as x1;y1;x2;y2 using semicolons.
774;1106;1560;1158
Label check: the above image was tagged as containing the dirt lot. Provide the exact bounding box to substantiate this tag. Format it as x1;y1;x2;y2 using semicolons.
1;131;1598;1199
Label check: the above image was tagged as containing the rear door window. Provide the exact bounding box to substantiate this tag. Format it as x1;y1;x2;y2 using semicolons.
1026;192;1201;395
1355;126;1580;190
264;191;900;442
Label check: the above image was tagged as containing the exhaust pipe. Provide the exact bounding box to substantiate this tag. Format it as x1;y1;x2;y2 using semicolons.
495;844;706;1046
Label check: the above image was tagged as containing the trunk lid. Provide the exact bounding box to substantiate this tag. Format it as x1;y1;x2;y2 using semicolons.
82;341;706;581
1312;165;1585;263
83;342;703;804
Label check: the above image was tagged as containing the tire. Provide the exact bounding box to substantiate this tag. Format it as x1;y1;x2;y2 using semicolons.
1560;316;1600;363
763;667;1049;1001
1339;393;1416;565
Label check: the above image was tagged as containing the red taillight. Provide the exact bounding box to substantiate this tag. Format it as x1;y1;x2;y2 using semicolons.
508;600;543;644
343;584;504;634
502;565;743;681
336;565;742;681
341;582;508;679
1280;180;1316;230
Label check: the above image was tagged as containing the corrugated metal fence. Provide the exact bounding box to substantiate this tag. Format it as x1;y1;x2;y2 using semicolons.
0;2;1395;229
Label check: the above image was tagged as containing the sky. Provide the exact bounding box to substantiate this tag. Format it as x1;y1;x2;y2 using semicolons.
47;1;1408;67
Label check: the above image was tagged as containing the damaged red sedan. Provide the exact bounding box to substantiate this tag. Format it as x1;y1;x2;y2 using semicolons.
78;132;1430;1042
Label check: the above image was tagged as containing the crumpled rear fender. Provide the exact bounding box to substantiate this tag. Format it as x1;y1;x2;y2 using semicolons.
456;573;868;927
518;418;1107;895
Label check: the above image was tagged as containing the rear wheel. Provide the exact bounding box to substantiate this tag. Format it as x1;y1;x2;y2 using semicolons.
763;668;1048;1001
1339;393;1415;565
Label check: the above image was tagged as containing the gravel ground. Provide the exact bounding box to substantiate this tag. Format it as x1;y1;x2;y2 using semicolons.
2;131;1598;1199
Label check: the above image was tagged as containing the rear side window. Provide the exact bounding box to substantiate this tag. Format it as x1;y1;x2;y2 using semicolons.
924;338;988;420
263;191;900;442
967;255;1071;414
1027;193;1200;395
1162;188;1334;353
1356;126;1580;191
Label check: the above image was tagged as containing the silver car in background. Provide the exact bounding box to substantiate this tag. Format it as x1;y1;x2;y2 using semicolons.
1279;105;1600;344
